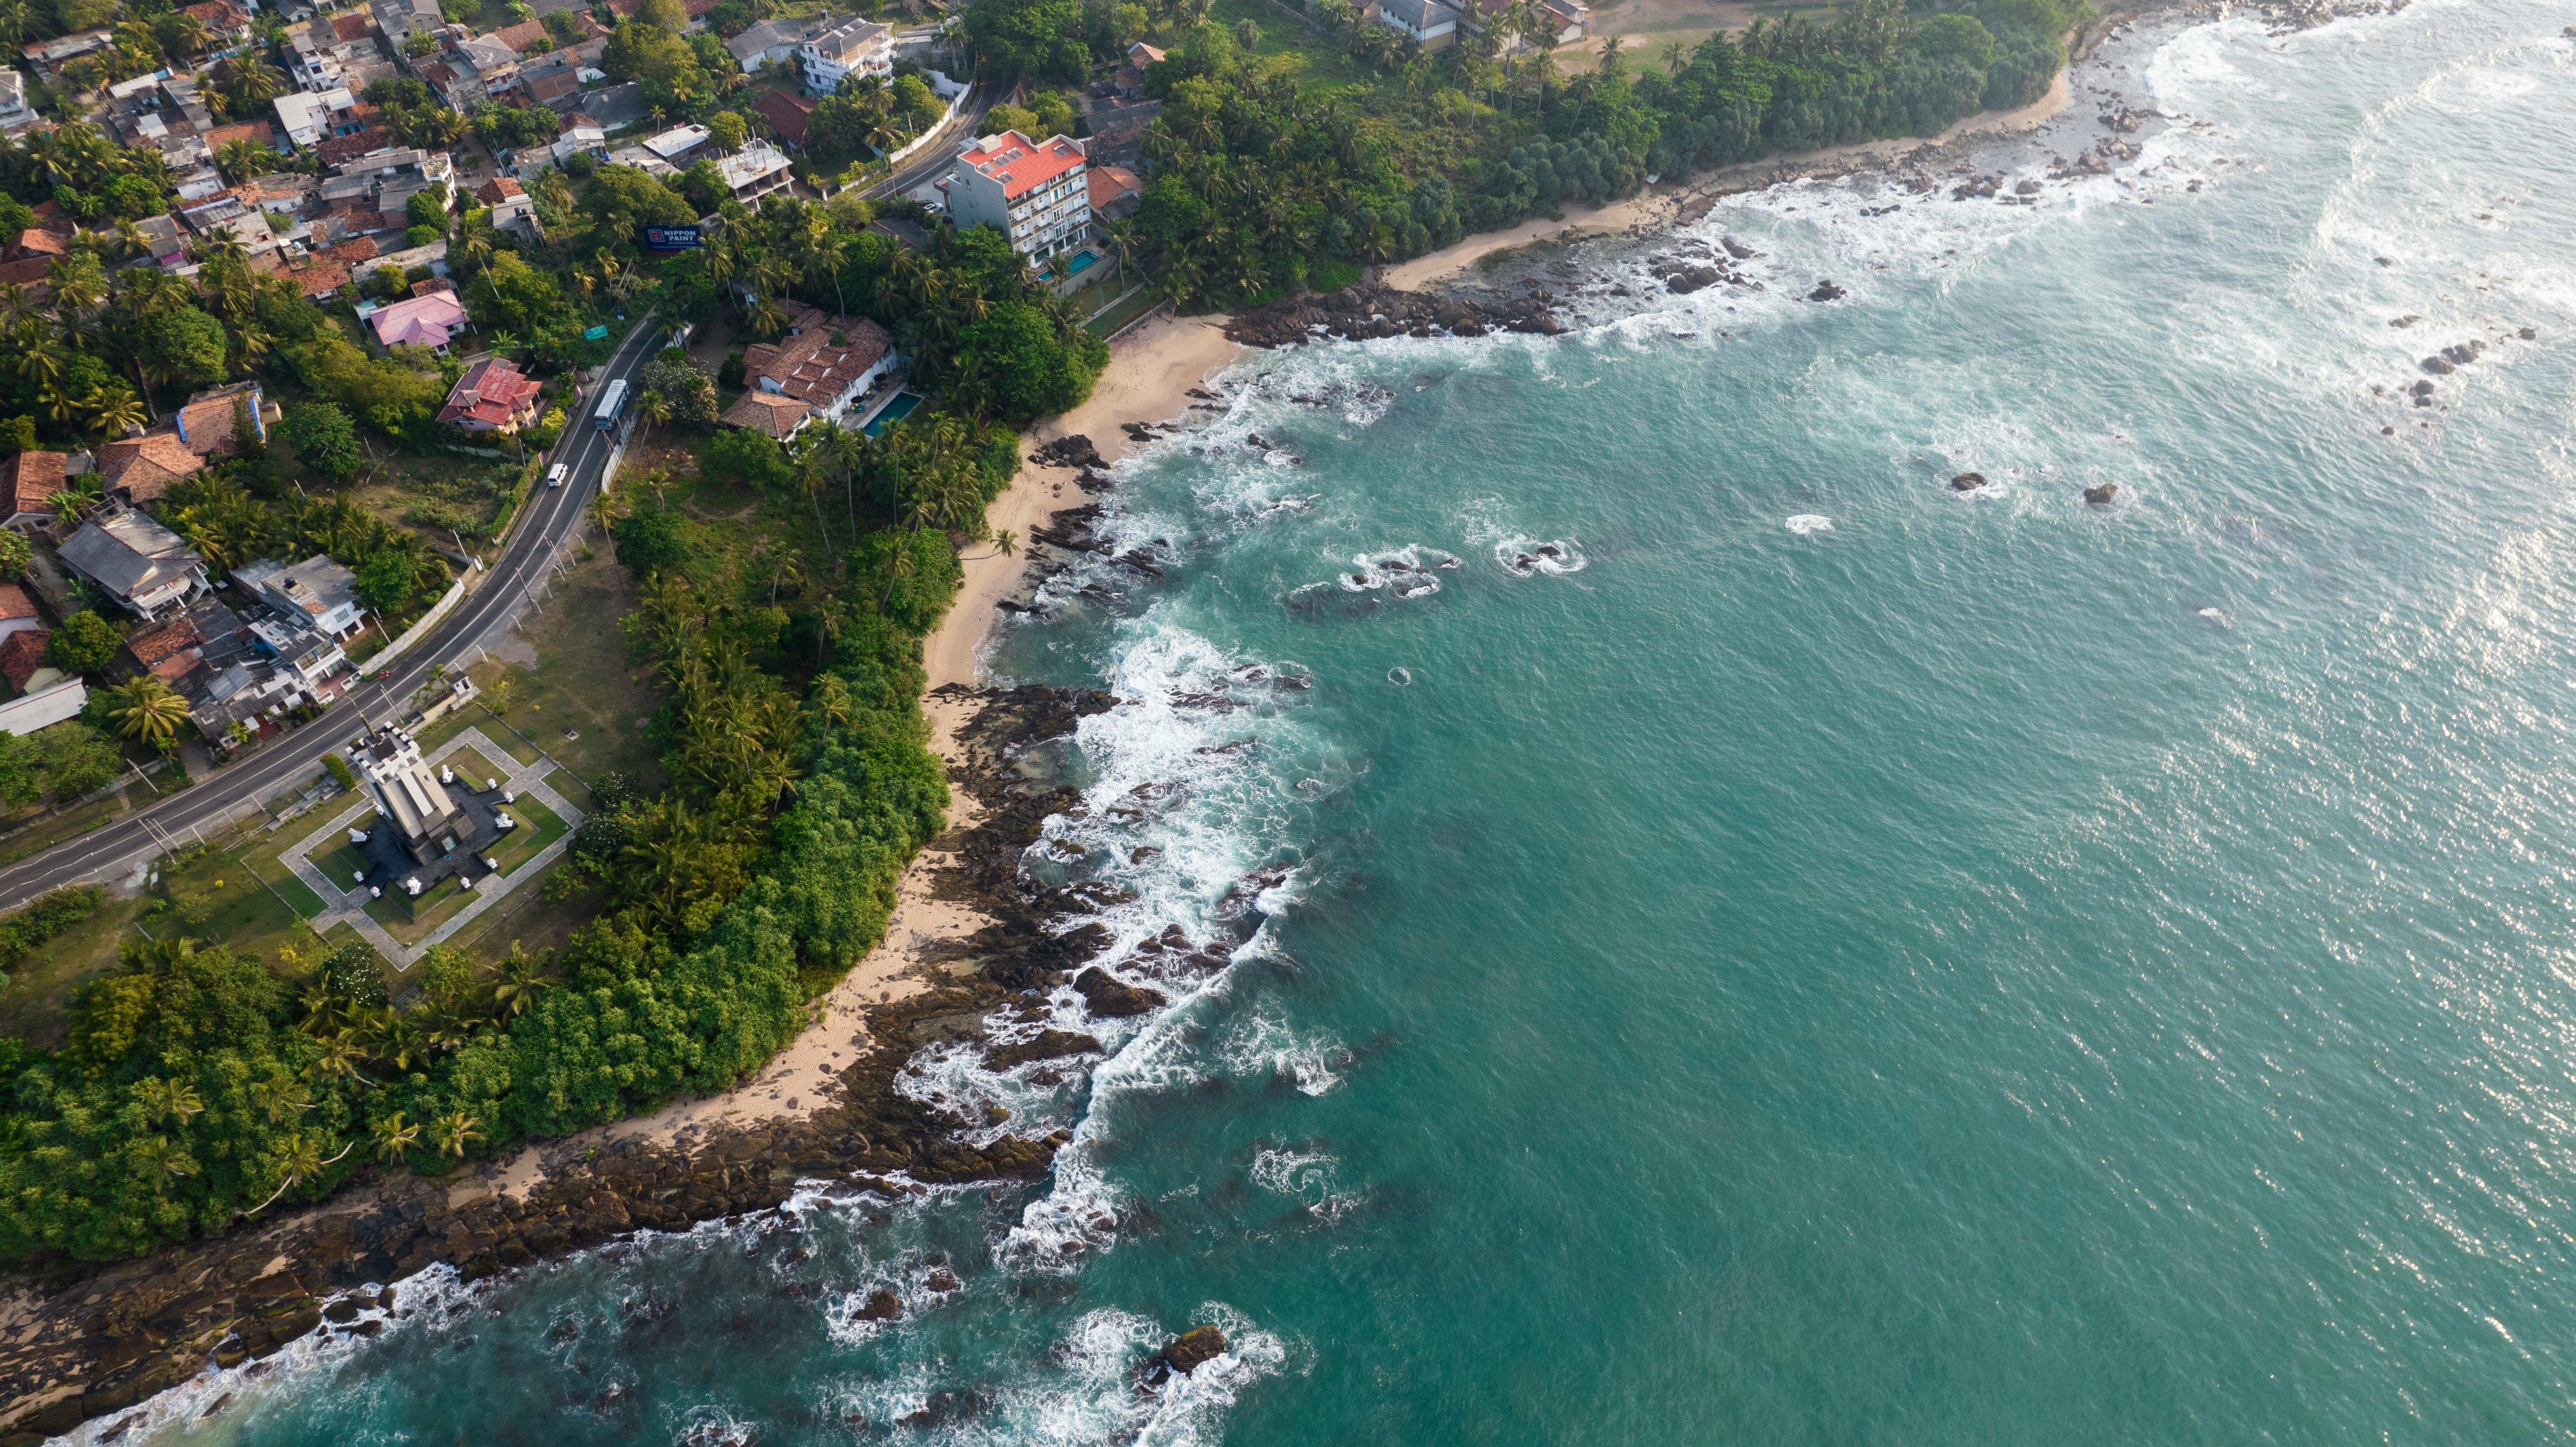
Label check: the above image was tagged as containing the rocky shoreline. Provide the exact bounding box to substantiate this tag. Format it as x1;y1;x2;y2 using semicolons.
0;684;1203;1446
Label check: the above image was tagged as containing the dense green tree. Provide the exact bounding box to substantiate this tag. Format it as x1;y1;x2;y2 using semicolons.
277;402;364;479
956;302;1106;420
352;551;418;613
45;612;119;675
963;0;1086;81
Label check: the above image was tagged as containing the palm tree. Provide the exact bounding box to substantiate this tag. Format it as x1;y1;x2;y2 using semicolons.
372;1111;422;1163
135;1077;206;1128
214;136;272;184
430;1110;482;1159
635;388;671;446
243;1131;353;1214
105;675;189;745
162;11;211;57
484;329;520;359
490;953;552;1018
131;1135;200;1190
90;388;145;437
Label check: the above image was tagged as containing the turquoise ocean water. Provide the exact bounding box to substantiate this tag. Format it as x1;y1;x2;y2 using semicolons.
88;5;2576;1441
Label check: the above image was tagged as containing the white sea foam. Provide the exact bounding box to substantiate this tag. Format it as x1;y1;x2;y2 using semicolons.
1494;536;1589;576
1785;514;1834;534
1250;1145;1340;1199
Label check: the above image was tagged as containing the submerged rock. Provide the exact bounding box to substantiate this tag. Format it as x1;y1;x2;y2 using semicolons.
2084;484;2119;505
1073;967;1167;1018
1949;473;1989;491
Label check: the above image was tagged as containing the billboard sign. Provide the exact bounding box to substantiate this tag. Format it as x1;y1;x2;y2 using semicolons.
644;226;702;252
583;324;609;340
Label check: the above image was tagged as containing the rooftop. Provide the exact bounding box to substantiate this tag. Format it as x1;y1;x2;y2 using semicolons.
740;307;894;410
957;131;1085;202
366;290;469;348
435;356;541;428
60;509;202;600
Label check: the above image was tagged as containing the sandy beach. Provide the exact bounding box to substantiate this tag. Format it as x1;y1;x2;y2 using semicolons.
477;60;2079;1202
482;312;1243;1200
1382;67;2075;292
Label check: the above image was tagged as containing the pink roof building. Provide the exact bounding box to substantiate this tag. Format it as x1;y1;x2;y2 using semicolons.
366;290;470;351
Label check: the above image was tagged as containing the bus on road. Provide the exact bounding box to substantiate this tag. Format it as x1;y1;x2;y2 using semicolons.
594;378;629;432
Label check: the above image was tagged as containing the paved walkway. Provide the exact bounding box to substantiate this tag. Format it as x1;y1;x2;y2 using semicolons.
278;726;586;968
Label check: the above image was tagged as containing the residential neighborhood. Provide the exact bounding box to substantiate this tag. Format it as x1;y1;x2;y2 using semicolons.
0;0;1152;841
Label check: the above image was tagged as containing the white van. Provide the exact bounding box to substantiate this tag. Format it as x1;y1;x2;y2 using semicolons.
546;463;568;488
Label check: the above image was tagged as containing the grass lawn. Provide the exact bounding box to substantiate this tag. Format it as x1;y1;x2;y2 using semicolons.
364;870;483;945
431;743;514;791
153;841;316;964
0;893;146;1049
488;792;568;874
0;789;133;869
1198;0;1375;90
462;539;666;804
1088;285;1163;338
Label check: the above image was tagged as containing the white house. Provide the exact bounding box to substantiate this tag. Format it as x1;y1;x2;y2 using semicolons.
724;13;843;74
1374;0;1461;49
943;130;1088;258
798;16;890;94
0;70;36;132
235;555;366;640
273;86;361;147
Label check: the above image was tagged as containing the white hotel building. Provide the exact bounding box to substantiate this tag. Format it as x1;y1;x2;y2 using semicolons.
942;130;1089;259
798;17;892;94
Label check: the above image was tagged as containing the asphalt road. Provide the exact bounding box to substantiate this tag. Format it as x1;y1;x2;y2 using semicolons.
0;319;668;913
862;79;997;205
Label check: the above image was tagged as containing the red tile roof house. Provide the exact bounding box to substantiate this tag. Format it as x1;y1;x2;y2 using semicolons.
0;582;38;644
436;357;542;434
0;451;67;530
169;383;268;458
96;434;205;505
0;627;50;692
365;290;470;352
754;87;816;148
719;389;813;441
736;307;897;425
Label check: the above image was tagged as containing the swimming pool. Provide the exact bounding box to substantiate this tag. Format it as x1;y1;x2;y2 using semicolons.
861;391;924;436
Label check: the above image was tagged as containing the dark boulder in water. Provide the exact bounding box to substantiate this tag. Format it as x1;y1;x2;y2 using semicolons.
1808;280;1848;302
852;1289;901;1323
1949;473;1988;491
984;1030;1103;1070
2084;484;2119;505
2420;355;2453;375
1666;266;1723;295
1141;1325;1230;1387
1073;967;1166;1018
2411;379;2435;396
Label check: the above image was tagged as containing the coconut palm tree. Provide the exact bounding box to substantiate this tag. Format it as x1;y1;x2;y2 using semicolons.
635;387;671;445
371;1111;421;1162
489;953;552;1018
484;329;520;360
131;1135;200;1190
104;674;189;745
243;1131;353;1215
90;388;145;437
430;1110;482;1159
135;1076;206;1128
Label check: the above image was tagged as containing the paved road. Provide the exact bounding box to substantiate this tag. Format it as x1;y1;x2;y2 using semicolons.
861;79;996;205
0;319;668;913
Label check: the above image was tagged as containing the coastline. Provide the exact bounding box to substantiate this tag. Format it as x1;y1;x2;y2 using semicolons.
1379;62;2077;292
0;25;2159;1439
